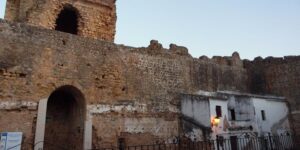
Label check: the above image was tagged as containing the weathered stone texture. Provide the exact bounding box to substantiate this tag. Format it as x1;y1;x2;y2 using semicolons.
0;110;36;150
92;115;179;148
5;0;116;41
0;20;253;147
244;56;300;133
192;59;248;92
245;57;300;109
2;0;299;148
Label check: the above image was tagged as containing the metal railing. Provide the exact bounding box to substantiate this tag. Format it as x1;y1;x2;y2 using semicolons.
3;135;299;150
4;141;70;150
97;135;300;150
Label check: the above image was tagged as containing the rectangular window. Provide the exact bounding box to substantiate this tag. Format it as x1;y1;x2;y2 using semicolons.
230;109;236;121
261;110;266;121
216;106;222;118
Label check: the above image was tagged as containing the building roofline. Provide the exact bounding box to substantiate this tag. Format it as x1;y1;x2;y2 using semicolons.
217;90;286;101
181;90;286;102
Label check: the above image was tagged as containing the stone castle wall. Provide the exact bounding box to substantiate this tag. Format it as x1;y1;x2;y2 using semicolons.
5;0;116;41
244;57;300;134
0;20;255;148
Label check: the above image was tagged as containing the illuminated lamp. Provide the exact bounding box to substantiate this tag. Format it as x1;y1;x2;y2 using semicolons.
212;117;220;126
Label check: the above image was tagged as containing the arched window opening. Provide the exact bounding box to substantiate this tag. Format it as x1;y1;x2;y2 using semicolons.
55;6;79;34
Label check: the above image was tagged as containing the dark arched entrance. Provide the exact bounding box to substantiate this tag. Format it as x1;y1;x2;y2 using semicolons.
44;85;86;150
55;5;79;34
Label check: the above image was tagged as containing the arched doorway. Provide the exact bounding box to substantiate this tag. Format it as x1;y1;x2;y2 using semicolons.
55;5;79;34
44;85;86;150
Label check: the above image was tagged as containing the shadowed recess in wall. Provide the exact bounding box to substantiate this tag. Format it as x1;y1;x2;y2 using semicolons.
44;85;86;150
55;5;79;34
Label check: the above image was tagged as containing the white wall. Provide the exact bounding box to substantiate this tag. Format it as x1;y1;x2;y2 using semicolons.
252;98;290;135
210;97;260;139
209;97;291;139
180;92;291;144
181;96;210;127
181;95;211;141
209;99;229;139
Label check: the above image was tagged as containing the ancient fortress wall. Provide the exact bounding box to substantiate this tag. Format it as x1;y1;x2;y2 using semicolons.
5;0;116;41
244;57;300;134
1;0;299;149
0;20;254;148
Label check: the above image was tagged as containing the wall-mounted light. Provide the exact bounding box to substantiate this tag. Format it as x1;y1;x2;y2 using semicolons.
212;117;220;126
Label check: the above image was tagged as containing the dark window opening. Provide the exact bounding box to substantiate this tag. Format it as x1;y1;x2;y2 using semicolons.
55;6;79;34
261;110;266;121
118;138;126;150
230;109;236;121
216;105;222;118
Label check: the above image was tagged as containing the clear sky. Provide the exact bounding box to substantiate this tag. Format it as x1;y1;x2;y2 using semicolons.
1;0;299;59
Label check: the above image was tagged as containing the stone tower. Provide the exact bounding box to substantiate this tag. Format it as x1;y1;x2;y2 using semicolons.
5;0;117;41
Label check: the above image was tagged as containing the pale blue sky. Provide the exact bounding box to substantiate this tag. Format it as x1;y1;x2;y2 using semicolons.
1;0;299;59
